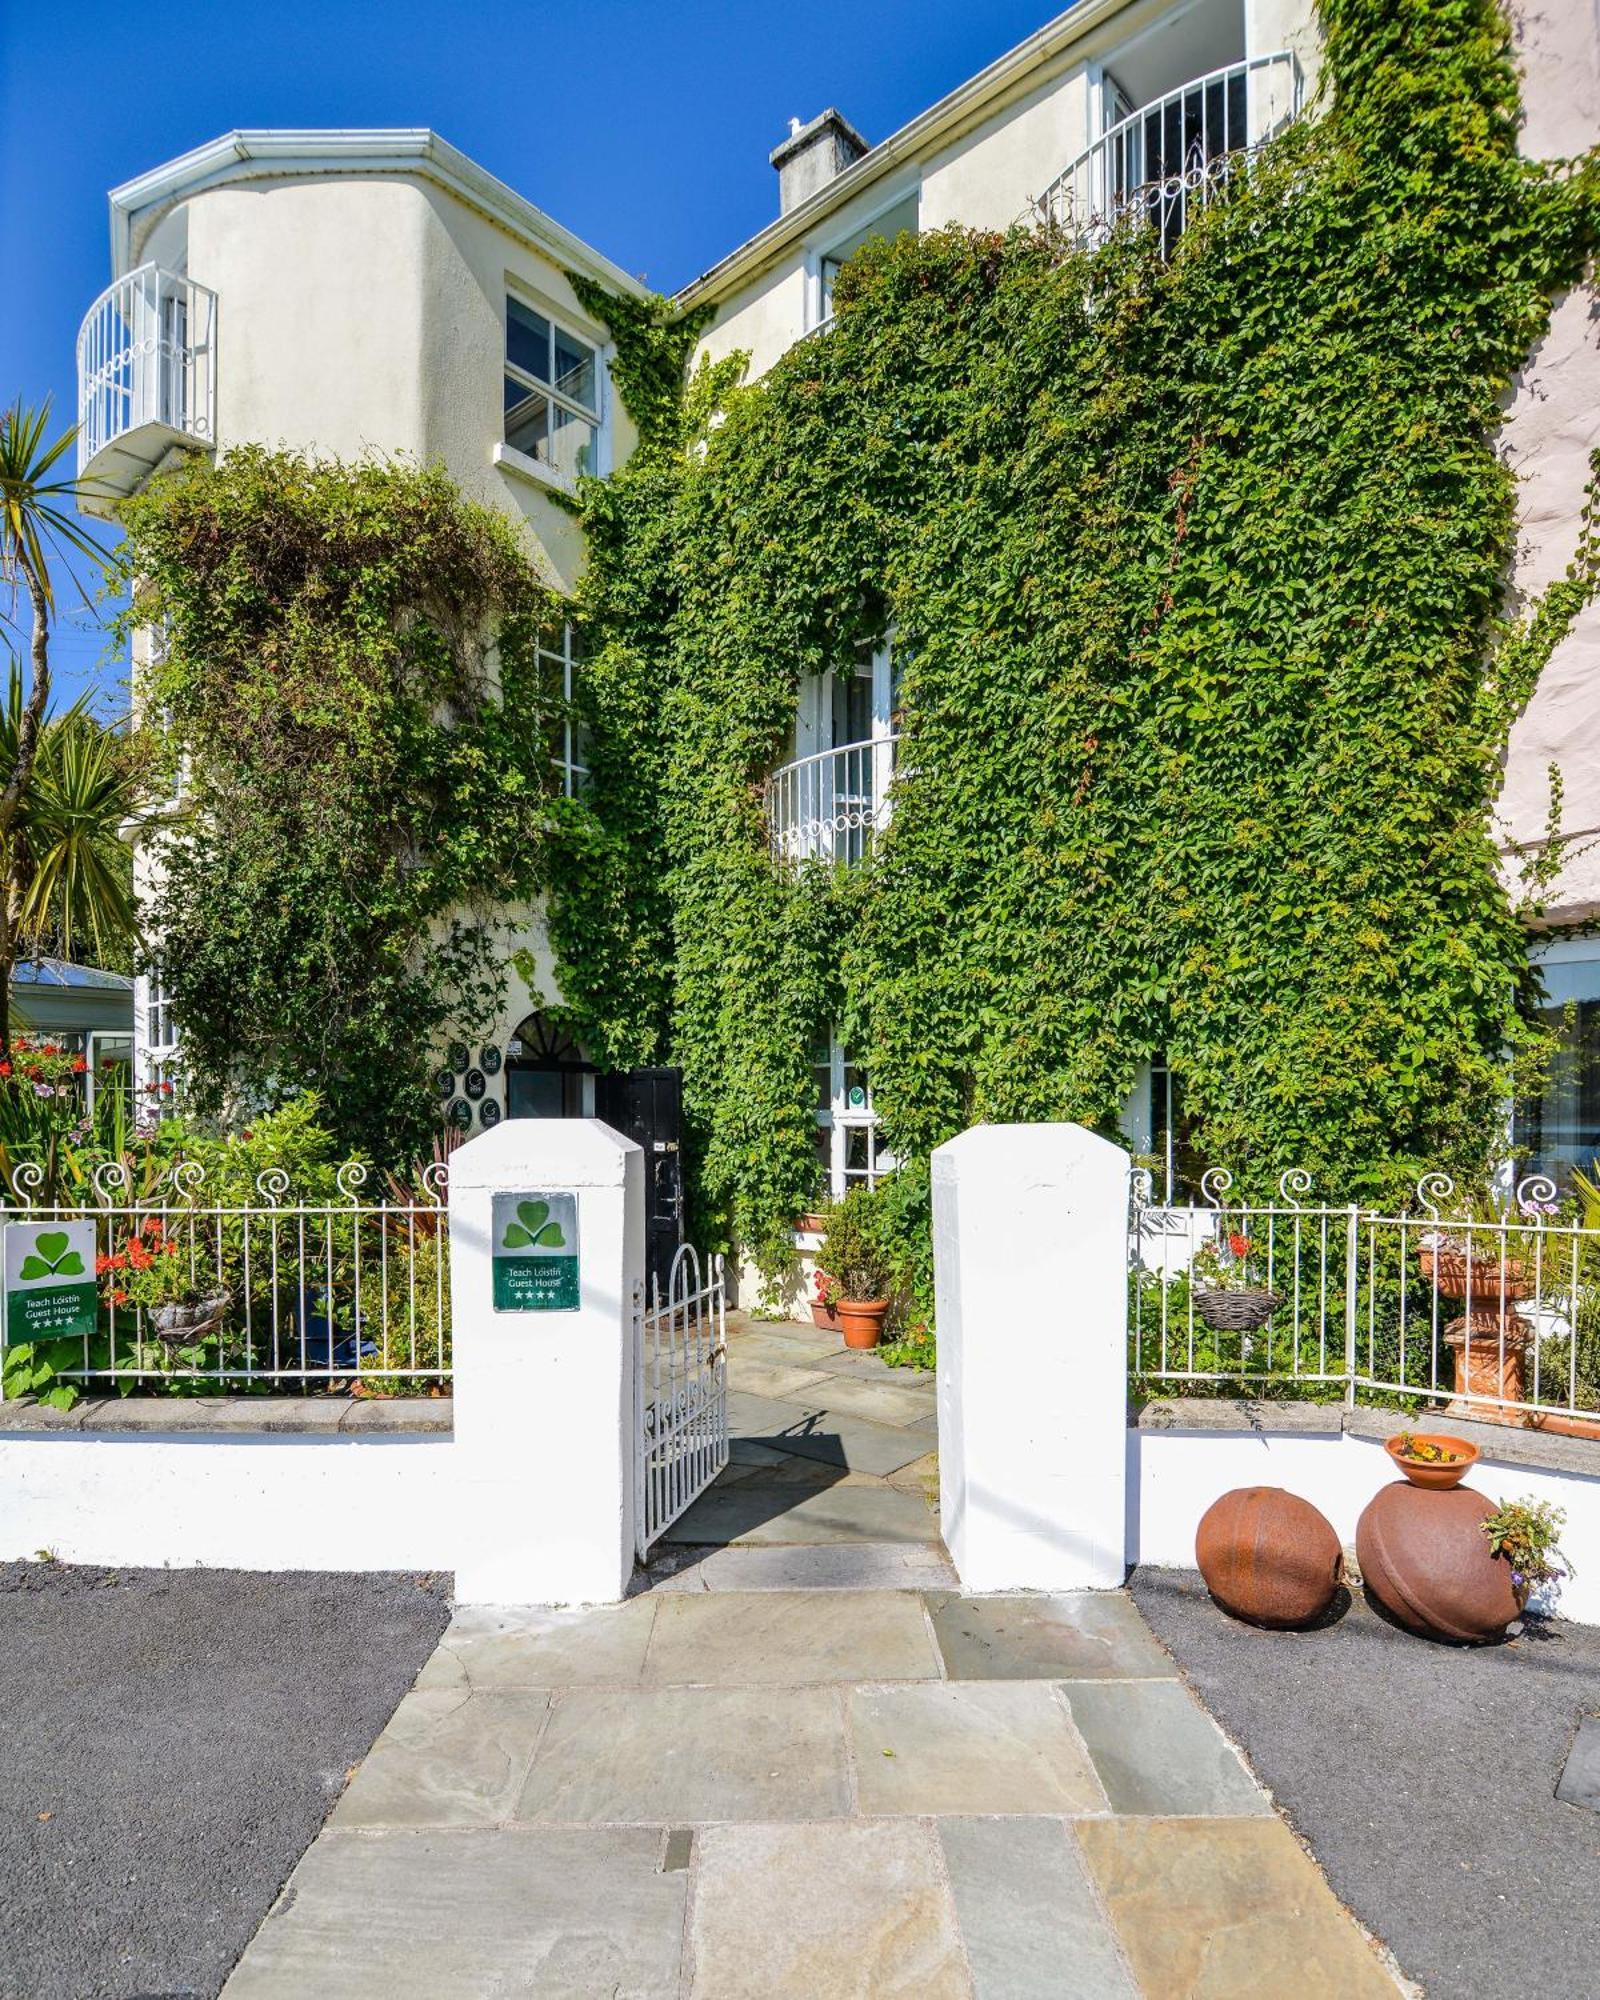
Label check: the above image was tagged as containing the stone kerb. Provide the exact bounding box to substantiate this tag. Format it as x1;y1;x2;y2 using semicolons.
933;1121;1129;1593
448;1117;644;1607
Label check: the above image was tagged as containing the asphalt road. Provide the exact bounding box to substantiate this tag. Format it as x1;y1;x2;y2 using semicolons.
0;1562;451;2000
1130;1565;1600;1999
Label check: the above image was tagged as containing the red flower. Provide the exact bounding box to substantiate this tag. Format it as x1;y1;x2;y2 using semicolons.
163;1241;179;1256
110;1288;129;1307
126;1240;154;1272
159;1081;174;1095
71;1058;87;1074
142;1216;165;1238
1228;1233;1250;1260
0;1061;13;1079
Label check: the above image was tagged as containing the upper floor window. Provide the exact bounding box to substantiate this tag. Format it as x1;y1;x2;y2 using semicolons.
504;297;601;482
536;623;590;797
811;189;919;331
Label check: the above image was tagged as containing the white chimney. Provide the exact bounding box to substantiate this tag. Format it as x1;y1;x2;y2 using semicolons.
770;108;869;216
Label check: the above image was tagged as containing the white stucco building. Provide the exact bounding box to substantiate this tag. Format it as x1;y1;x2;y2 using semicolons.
74;0;1600;1203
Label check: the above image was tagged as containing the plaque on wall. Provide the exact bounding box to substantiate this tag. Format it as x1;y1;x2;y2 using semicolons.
448;1041;470;1073
447;1097;472;1130
481;1047;503;1075
479;1098;502;1127
464;1068;486;1100
435;1068;455;1099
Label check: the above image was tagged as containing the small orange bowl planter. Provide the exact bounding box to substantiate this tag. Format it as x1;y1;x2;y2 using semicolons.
837;1298;889;1349
1385;1430;1479;1490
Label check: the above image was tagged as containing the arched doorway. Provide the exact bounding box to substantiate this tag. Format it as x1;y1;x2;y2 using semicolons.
505;1012;594;1119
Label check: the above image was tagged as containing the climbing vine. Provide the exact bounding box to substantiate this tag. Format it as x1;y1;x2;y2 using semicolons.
547;0;1600;1271
117;449;562;1163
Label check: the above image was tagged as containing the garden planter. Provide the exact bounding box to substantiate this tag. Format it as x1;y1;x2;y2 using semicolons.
1356;1482;1520;1642
810;1301;841;1331
837;1298;888;1348
1531;1410;1600;1442
1385;1431;1479;1490
1195;1486;1342;1628
151;1292;230;1346
1443;1315;1528;1422
1417;1245;1529;1308
1193;1286;1279;1333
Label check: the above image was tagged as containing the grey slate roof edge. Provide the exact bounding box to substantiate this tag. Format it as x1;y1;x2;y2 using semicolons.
1135;1395;1600;1478
0;1395;453;1435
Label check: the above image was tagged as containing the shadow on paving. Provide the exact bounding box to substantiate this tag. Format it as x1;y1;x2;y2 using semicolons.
1129;1565;1600;1999
0;1562;450;2000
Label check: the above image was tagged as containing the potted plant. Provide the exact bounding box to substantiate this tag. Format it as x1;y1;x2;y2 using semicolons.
1417;1217;1539;1418
1385;1429;1480;1490
809;1267;841;1332
1480;1496;1573;1611
1191;1231;1278;1332
101;1215;230;1349
817;1190;891;1348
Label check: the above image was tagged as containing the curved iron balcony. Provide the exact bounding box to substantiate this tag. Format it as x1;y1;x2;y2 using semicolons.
765;736;900;866
77;265;217;517
1032;52;1303;254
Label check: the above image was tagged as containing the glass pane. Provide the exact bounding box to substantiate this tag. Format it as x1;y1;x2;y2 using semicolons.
553;326;597;412
844;1126;874;1181
841;1054;870;1115
506;298;550;382
505;377;550;461
547;400;597;479
812;1126;833;1203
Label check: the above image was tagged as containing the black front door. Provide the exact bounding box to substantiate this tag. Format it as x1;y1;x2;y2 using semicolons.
594;1067;685;1301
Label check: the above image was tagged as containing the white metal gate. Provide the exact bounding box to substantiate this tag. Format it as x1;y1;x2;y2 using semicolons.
635;1244;729;1560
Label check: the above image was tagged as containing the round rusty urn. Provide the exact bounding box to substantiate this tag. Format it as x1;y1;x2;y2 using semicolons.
1356;1483;1520;1643
1195;1487;1342;1628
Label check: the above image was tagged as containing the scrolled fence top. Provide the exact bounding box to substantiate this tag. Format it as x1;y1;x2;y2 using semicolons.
1130;1163;1583;1226
0;1152;449;1212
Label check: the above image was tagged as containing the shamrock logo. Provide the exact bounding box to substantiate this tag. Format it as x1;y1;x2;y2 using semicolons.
501;1200;566;1250
19;1230;85;1281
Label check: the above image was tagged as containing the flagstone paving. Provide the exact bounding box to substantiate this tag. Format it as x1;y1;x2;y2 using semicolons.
222;1325;1401;1996
666;1313;944;1545
224;1582;1402;1997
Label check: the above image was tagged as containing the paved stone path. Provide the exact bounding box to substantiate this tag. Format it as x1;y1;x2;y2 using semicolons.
222;1323;1402;1996
223;1584;1399;1997
661;1311;944;1560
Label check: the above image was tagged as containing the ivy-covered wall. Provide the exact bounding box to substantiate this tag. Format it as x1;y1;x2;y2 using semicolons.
551;0;1600;1267
120;450;563;1162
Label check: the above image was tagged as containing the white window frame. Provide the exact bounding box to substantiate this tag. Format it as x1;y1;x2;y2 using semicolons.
537;621;588;798
498;286;610;491
812;1032;894;1203
134;963;180;1119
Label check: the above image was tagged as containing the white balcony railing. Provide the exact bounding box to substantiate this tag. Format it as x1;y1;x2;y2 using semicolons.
1032;52;1303;254
76;265;217;491
766;737;899;866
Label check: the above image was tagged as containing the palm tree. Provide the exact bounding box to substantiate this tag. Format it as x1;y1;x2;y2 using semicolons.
0;401;130;1047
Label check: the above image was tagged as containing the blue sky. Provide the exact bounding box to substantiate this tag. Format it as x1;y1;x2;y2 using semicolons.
1;0;1060;707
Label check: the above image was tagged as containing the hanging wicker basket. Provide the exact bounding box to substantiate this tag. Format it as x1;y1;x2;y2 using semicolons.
151;1291;231;1346
1194;1285;1279;1332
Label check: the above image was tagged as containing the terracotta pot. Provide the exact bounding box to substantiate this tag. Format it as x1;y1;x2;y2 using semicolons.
1443;1315;1527;1423
837;1297;888;1349
1418;1245;1529;1306
1530;1410;1600;1442
1356;1482;1520;1642
1384;1431;1479;1490
810;1301;840;1331
1195;1486;1342;1628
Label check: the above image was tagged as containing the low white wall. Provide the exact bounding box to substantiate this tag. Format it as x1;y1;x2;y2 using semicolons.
0;1432;461;1571
1134;1425;1600;1626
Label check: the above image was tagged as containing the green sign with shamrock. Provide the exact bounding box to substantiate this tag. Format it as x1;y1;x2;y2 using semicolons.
491;1192;580;1312
3;1219;98;1345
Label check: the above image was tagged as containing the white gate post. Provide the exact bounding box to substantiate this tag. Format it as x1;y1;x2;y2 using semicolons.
448;1118;643;1606
933;1122;1129;1593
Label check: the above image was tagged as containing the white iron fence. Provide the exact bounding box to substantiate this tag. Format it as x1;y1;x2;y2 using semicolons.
765;736;900;866
1130;1167;1600;1432
1033;52;1303;253
636;1243;729;1558
1;1159;449;1394
77;264;218;472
